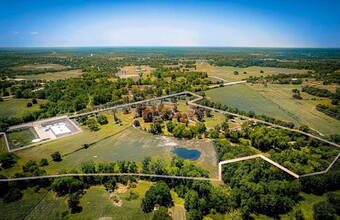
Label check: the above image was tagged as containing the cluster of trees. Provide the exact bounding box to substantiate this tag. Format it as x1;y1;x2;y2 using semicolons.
302;85;334;97
316;104;340;120
76;114;109;131
213;139;302;218
292;89;302;99
141;181;174;212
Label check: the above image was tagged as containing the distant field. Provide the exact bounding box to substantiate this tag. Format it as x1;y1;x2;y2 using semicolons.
12;64;68;70
206;83;340;135
118;65;155;80
0;98;48;118
196;63;308;82
251;84;340;136
19;69;82;81
206;84;299;124
3;113;218;177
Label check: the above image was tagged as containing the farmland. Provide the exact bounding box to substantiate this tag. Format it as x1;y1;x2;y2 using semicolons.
197;63;308;82
12;64;68;71
19;69;83;81
206;83;340;135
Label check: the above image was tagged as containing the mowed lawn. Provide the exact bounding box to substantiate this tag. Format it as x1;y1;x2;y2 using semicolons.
7;128;36;149
3;113;218;177
19;69;83;81
196;63;308;82
0;98;48;118
206;84;300;125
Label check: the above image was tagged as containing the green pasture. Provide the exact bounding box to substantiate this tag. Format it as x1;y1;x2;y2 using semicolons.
197;64;308;82
0;188;49;220
251;83;340;135
0;98;47;118
206;84;299;124
206;83;340;135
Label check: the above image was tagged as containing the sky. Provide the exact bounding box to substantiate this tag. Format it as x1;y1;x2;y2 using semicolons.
0;0;339;47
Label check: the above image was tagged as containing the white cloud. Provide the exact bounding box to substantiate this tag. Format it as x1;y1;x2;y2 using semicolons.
30;31;39;35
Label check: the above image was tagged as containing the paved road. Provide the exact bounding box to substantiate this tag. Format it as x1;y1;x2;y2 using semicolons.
208;80;246;89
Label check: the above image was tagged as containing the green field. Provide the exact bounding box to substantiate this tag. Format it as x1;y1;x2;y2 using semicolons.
206;83;340;135
0;98;48;118
0;134;8;153
197;63;308;82
12;64;68;71
26;181;154;220
206;84;299;124
0;188;49;220
7;129;36;149
19;69;83;81
1;113;218;177
251;83;340;135
1;181;153;220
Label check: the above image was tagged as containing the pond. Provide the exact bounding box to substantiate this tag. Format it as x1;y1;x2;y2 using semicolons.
172;147;201;160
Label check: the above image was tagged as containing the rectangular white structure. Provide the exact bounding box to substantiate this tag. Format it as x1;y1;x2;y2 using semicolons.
50;123;71;136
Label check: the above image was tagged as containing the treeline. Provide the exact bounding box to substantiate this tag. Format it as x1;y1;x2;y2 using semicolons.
316;104;340;120
302;86;340;104
0;155;232;219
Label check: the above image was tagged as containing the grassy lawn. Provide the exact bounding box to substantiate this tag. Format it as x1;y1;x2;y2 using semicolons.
196;63;308;82
0;134;8;153
7;129;36;149
25;191;68;220
0;188;49;220
0;98;48;118
19;69;83;81
71;181;153;220
204;112;226;129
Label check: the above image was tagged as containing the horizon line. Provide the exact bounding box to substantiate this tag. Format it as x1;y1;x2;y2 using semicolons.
1;46;340;49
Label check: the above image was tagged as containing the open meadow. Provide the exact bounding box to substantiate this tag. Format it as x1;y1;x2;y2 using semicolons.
206;83;340;136
196;63;308;82
0;98;48;118
19;69;83;81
